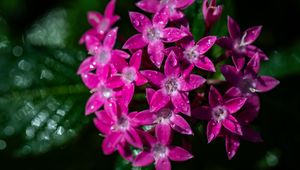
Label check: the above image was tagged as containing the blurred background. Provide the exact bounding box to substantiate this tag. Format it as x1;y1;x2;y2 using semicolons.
0;0;300;169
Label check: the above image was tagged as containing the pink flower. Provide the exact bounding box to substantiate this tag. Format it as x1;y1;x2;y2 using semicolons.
192;86;247;143
77;28;129;74
221;53;280;97
80;0;120;45
217;16;268;70
133;129;193;170
106;50;148;88
123;10;187;68
136;0;195;21
142;52;206;115
202;0;223;30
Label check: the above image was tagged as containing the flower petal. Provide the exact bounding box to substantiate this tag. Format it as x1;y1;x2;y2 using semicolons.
103;27;118;49
136;0;159;13
85;93;104;115
227;16;241;40
102;132;122;155
117;141;133;161
224;87;242;100
223;115;242;135
191;106;211;120
225;134;240;160
255;76;280;92
133;151;154;167
123;34;148;49
245;45;268;60
129;12;152;32
179;74;206;91
150;89;170;112
135;72;148;86
232;55;245;71
224;97;247;114
168;146;193;161
111;49;130;59
221;65;241;85
121;83;135;106
141;70;165;87
77;56;97;74
175;0;195;9
148;41;165;68
125;128;143;148
164;51;180;77
236;95;260;125
87;11;102;27
195;36;217;54
171;92;191;116
93;118;110;134
170;114;193;135
152;7;169;28
155;158;171;170
209;86;223;107
241;26;262;46
162;28;187;42
146;88;156;104
111;55;128;72
130;110;156;126
207;120;221;143
106;76;124;88
104;0;117;18
156;123;172;145
130;50;143;70
81;73;99;89
194;56;216;72
245;53;260;75
216;37;233;50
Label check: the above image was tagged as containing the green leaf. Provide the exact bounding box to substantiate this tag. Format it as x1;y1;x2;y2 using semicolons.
261;45;300;78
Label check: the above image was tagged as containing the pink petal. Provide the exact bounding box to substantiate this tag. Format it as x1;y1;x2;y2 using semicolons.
104;0;117;18
130;110;156;126
81;73;99;89
164;51;180;77
223;115;242;135
245;53;260;75
133;151;154;167
171;92;191;116
241;26;262;46
168;146;193;161
148;41;165;68
103;27;118;49
136;0;159;13
104;100;118;121
95;110;114;125
216;37;233;50
209;86;223;107
129;12;152;32
117;141;133;162
237;95;260;125
162;28;187;42
96;64;110;80
110;55;128;72
195;36;217;54
191;106;211;120
121;83;135;106
130;50;142;70
102;132;122;155
194;56;216;72
93;118;110;134
150;89;170;112
170;114;193;135
224;97;247;114
138;130;157;147
182;64;194;78
111;49;130;59
152;8;169;28
232;55;245;71
245;45;269;60
175;0;195;9
87;11;102;27
207;120;222;143
85;93;104;115
77;56;97;74
227;16;241;40
123;34;148;49
168;10;185;21
156;123;172;145
106;76;124;88
146;88;156;104
125;128;143;148
224;87;242;100
225;135;240;160
221;65;241;85
179;74;206;91
135;72;148;86
141;70;165;87
255;76;280;92
155;158;171;170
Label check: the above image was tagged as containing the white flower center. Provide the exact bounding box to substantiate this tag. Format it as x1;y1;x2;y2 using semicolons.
163;78;179;95
97;50;111;66
212;106;228;122
145;27;162;42
122;67;137;83
238;76;257;94
112;116;130;132
183;46;200;62
101;87;113;99
152;143;168;160
155;108;172;124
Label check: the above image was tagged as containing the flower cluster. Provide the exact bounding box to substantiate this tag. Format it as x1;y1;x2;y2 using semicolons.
78;0;279;169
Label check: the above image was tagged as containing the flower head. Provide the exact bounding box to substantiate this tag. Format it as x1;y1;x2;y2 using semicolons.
202;0;223;30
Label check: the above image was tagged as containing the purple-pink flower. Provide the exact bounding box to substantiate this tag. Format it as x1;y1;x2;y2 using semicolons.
217;16;268;70
123;9;187;68
142;52;206;115
202;0;223;30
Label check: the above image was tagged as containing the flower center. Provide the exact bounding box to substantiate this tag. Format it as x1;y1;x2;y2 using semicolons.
238;76;256;94
156;108;172;124
122;67;137;83
212;106;228;122
101;87;113;99
152;143;168;160
145;27;162;42
97;50;111;66
111;116;130;132
164;78;179;94
183;46;200;62
233;40;246;54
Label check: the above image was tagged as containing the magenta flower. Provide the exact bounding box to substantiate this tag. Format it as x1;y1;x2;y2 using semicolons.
80;0;120;44
106;50;148;88
133;129;193;170
136;0;194;21
221;53;280;96
192;86;247;143
142;52;206;115
217;16;268;70
202;0;223;30
77;28;129;74
123;10;187;68
93;100;153;159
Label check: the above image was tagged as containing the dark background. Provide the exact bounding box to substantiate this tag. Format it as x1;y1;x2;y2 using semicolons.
0;0;300;170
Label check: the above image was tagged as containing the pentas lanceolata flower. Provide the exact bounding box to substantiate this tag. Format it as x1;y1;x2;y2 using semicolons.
78;0;279;168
